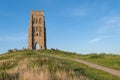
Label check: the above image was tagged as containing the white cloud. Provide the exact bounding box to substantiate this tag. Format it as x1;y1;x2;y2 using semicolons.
60;8;87;17
97;16;120;34
59;1;109;17
88;36;110;43
0;34;27;42
60;3;89;17
69;8;87;17
88;38;102;43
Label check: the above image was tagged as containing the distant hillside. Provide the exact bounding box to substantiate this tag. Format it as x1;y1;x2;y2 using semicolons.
0;50;120;80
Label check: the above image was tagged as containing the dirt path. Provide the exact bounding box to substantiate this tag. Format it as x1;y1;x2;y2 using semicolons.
40;53;120;77
70;58;120;77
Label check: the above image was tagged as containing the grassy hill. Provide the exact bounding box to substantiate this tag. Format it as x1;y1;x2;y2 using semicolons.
41;50;120;70
0;50;120;80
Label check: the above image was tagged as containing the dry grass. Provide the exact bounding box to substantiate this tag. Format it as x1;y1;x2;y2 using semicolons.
1;50;120;80
0;51;89;80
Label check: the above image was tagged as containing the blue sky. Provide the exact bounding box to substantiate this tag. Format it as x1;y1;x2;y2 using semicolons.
0;0;120;54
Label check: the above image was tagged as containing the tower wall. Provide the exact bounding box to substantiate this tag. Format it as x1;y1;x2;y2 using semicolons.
28;10;47;50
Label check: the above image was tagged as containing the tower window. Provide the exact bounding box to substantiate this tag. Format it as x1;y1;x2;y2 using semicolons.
36;33;38;36
33;19;36;24
36;27;38;32
36;19;38;23
39;18;42;24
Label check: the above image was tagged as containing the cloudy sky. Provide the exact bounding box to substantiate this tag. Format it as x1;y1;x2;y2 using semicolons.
0;0;120;54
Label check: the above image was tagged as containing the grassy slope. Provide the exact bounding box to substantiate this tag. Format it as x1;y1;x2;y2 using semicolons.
0;50;119;80
41;50;120;71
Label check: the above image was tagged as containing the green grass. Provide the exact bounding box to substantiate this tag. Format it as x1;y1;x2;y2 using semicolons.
0;50;120;80
40;50;120;70
79;53;120;71
0;50;88;80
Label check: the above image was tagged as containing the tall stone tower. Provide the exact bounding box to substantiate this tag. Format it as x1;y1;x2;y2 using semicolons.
28;10;47;50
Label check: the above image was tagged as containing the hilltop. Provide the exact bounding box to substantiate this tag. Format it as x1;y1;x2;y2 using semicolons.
0;50;120;80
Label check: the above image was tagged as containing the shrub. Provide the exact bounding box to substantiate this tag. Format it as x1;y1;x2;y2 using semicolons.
90;53;104;58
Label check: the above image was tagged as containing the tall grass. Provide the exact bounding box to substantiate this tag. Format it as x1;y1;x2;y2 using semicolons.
0;50;88;80
0;50;120;80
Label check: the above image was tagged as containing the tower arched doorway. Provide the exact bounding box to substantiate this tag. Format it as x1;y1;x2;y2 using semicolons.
35;42;40;50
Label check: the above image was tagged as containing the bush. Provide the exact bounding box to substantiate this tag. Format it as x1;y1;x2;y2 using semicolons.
90;53;104;58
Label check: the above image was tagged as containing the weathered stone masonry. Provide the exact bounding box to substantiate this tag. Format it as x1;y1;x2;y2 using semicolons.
28;10;47;50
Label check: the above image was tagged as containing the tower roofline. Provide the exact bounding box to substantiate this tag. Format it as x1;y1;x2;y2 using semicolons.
31;10;44;16
31;10;44;13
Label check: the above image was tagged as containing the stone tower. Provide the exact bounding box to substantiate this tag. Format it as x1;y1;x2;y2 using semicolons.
28;10;47;50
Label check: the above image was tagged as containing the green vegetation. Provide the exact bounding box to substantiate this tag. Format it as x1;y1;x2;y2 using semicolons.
40;50;120;70
0;50;120;80
79;53;120;71
0;50;88;80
